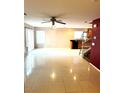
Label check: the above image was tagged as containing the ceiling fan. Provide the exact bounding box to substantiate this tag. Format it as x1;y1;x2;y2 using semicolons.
41;16;66;26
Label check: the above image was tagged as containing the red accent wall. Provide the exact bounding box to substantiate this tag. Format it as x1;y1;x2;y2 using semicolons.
90;18;100;69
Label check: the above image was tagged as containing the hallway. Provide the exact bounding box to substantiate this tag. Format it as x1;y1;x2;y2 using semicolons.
25;48;100;93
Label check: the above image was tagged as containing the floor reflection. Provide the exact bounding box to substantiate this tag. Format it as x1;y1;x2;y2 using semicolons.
25;48;100;93
25;53;35;76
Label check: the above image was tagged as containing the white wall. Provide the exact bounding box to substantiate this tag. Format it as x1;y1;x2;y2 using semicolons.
35;28;84;48
45;29;74;48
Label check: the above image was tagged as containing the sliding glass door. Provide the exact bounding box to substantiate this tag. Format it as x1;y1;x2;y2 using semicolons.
25;28;34;52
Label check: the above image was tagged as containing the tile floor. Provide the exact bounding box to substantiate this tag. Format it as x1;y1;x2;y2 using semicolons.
24;48;100;93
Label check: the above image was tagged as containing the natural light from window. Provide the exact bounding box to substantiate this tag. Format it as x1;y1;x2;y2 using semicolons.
36;31;45;44
74;31;83;39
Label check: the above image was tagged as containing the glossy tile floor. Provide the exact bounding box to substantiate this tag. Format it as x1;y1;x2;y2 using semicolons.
25;48;100;93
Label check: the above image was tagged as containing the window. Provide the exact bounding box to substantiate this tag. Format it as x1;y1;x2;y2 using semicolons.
82;32;87;40
36;31;45;44
74;31;83;39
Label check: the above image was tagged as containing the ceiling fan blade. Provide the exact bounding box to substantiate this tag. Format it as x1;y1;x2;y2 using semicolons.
55;20;66;24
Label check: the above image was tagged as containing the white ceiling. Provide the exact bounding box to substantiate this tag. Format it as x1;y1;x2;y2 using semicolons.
24;0;100;28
